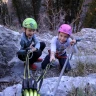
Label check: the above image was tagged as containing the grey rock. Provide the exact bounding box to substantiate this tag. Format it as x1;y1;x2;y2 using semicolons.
0;25;20;78
1;75;96;96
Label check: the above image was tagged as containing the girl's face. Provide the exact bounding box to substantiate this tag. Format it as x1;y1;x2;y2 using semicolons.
25;28;36;38
58;32;69;43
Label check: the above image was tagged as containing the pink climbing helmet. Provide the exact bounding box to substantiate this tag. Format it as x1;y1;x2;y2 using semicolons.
58;24;72;35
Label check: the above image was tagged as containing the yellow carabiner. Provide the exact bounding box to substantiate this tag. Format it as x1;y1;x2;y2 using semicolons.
24;89;29;96
29;89;33;96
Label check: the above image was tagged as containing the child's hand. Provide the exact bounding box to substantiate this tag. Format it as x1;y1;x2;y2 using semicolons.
70;39;76;45
50;52;55;62
30;46;37;52
32;47;37;52
50;55;55;62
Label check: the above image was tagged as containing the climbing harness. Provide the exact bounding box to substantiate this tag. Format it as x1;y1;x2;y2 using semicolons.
48;50;67;59
21;49;54;96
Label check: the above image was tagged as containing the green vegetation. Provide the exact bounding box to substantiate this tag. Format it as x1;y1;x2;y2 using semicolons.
68;84;96;96
83;0;96;28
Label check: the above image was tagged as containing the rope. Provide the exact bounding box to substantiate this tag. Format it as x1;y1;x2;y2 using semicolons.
36;61;54;91
24;51;33;79
23;50;54;92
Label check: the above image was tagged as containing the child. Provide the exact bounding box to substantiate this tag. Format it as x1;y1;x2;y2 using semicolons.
17;18;46;70
41;24;76;73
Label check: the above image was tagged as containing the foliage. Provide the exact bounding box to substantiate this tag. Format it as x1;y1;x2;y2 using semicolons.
68;83;96;96
0;0;10;25
83;0;96;28
12;0;41;25
38;0;83;32
0;0;95;31
68;60;96;77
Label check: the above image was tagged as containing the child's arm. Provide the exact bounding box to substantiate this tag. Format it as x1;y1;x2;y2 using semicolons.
68;37;78;53
70;35;76;45
20;39;32;52
33;35;40;50
50;36;57;62
20;39;25;50
50;51;55;62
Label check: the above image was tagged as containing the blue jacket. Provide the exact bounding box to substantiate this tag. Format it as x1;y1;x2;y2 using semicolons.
20;32;40;50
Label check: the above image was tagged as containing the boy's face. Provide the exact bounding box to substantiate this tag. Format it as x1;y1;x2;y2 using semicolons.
25;28;36;38
58;32;69;43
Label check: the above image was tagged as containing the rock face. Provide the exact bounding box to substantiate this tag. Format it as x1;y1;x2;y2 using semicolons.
0;75;96;96
68;28;96;67
0;25;20;78
0;26;96;96
74;28;96;55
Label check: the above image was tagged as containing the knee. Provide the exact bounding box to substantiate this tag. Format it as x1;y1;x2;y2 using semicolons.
18;54;25;61
42;42;46;48
17;50;26;61
34;50;42;57
40;42;46;50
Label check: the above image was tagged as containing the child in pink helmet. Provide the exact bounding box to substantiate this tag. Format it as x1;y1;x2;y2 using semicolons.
41;24;76;73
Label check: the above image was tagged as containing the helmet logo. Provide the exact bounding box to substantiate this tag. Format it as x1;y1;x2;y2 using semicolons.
30;23;34;28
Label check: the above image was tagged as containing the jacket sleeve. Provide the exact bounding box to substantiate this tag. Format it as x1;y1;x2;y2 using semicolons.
20;39;25;50
33;35;40;50
17;39;27;56
51;36;57;52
